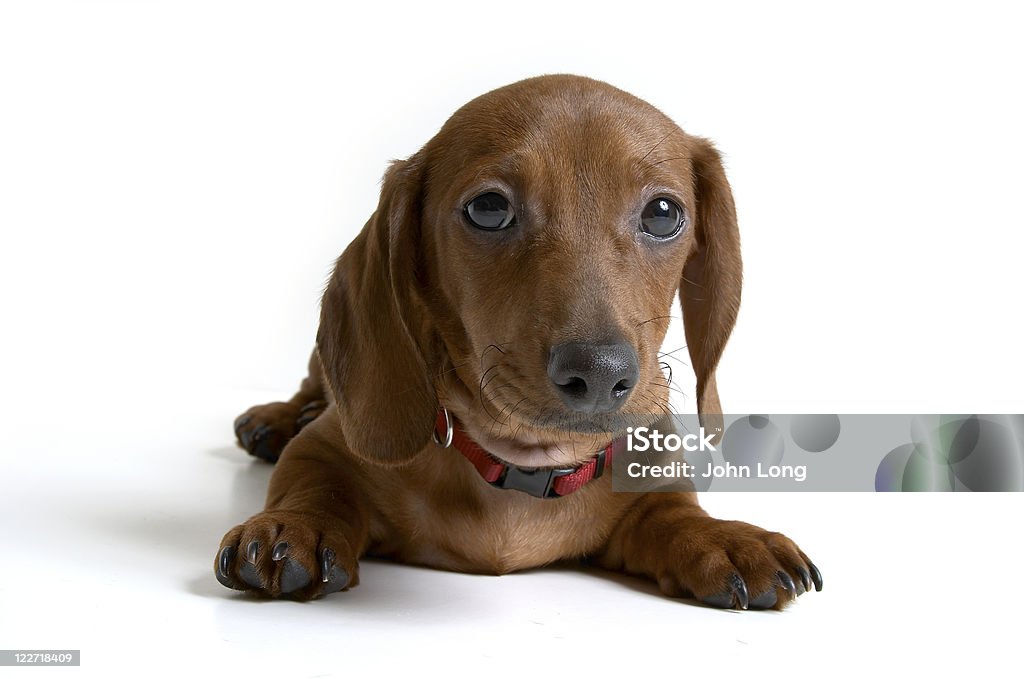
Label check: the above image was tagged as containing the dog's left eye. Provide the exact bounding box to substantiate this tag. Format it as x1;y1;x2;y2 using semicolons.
640;198;687;239
464;192;516;230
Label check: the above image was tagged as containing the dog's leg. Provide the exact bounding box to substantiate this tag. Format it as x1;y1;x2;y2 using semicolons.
215;409;368;599
233;350;328;462
596;494;822;610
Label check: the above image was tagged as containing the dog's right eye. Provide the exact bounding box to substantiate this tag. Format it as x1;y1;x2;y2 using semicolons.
464;192;516;230
640;197;687;240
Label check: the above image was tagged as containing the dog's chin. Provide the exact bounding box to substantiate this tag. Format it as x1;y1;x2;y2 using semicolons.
463;423;606;468
441;378;667;468
459;410;660;469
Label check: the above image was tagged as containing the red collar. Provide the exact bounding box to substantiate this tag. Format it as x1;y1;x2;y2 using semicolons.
433;409;615;499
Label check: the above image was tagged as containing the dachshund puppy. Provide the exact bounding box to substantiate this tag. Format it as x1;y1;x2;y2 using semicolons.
218;75;821;610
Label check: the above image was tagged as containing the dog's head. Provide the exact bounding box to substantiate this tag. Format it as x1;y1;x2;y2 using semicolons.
318;75;740;467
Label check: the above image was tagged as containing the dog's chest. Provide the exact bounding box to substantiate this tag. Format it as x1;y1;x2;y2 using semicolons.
366;455;615;574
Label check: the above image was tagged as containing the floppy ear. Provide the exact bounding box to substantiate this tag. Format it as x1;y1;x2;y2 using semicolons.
316;155;440;465
681;138;742;428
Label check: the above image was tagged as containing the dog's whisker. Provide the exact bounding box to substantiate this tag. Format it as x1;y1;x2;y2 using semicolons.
506;396;531;428
649;155;690;167
481;379;531;437
480;367;505;393
480;342;511;370
484;391;513;430
498;395;529;426
657;353;691;369
649;380;689;401
635;315;677;329
478;371;513;426
636;130;679;167
432;358;474;381
648;374;689;396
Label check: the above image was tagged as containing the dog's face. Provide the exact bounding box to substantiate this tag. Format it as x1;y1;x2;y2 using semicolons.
318;75;740;467
422;79;703;465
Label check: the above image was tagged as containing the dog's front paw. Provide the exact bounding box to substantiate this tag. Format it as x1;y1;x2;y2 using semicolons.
233;400;327;463
659;518;822;611
214;510;357;600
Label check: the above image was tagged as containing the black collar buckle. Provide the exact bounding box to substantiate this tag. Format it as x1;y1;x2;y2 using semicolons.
490;449;608;499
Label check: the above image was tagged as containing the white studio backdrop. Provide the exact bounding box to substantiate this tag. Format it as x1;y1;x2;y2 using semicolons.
1;1;1022;676
3;1;1021;422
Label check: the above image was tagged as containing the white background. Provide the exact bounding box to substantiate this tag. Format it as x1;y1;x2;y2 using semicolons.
1;1;1022;677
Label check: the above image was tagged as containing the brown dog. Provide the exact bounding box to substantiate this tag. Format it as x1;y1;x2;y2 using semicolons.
217;75;821;610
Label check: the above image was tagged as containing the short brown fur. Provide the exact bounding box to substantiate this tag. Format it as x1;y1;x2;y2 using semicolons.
220;75;820;610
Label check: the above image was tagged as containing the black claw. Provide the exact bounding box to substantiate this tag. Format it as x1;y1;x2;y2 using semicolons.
246;540;259;563
298;400;326;416
216;546;242;590
248;425;283;463
218;546;233;577
777;570;796;595
749;587;778;610
730;573;750;610
280;558;312;594
251;424;272;446
701;572;750;610
237;422;256;449
272;541;289;561
233;414;253;437
238;422;274;454
795;567;811;593
320;547;336;583
809;562;823;592
296;401;327;430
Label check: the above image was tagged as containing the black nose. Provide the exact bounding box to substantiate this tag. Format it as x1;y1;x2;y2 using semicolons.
547;341;640;413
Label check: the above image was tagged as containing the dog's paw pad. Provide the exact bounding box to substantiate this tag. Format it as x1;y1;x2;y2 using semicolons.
748;587;778;610
323;566;349;594
280;558;312;594
700;572;750;609
238;562;262;588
